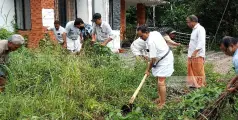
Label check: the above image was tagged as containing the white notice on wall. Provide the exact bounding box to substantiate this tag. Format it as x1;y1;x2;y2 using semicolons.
42;9;54;27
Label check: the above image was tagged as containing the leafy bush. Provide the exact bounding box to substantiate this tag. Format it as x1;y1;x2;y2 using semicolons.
0;28;13;39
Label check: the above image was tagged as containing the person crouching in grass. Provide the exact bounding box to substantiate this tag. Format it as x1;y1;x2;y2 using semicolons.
46;20;67;48
0;34;25;92
220;36;238;93
130;37;149;61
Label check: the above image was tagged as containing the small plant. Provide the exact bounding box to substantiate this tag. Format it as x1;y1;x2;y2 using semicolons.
82;40;119;68
0;28;13;39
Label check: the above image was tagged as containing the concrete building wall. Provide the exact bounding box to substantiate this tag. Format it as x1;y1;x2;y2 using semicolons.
0;0;15;32
18;0;121;47
77;0;89;23
94;0;109;23
76;0;93;25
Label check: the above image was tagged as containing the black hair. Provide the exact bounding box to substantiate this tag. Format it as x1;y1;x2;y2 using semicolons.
137;25;149;33
54;20;60;25
165;28;175;35
93;13;101;19
187;15;198;22
221;36;238;48
74;18;84;25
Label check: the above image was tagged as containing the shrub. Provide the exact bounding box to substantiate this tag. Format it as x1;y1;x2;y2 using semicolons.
0;28;13;39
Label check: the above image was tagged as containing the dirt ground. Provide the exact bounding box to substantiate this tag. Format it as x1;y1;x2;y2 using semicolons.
206;51;233;74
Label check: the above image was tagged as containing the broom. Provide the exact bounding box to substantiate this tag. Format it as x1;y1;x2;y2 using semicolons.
197;92;229;120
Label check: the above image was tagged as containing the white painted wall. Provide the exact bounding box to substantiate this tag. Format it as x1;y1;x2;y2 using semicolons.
77;0;90;24
88;0;92;25
76;0;109;25
94;0;109;23
0;0;15;31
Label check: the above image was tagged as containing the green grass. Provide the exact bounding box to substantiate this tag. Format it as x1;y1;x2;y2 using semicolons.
0;40;237;120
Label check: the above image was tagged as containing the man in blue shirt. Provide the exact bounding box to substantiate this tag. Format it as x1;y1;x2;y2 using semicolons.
77;19;93;40
220;36;238;93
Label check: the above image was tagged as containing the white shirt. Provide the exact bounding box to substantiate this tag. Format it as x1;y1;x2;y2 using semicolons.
146;31;169;59
47;26;65;43
188;23;206;57
65;21;81;40
130;38;148;56
92;21;116;43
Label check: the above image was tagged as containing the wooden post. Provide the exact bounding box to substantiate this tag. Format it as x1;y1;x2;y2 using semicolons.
137;3;146;26
120;0;126;40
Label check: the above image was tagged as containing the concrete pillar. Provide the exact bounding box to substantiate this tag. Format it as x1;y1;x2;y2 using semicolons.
112;0;121;30
120;0;126;40
137;3;146;26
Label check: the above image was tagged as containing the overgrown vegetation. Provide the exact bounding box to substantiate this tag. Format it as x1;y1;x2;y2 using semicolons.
0;36;236;119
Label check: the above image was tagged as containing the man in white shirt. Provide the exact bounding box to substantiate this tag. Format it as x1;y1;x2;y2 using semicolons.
130;37;148;60
65;18;83;53
186;15;206;88
46;20;66;47
91;13;118;53
137;25;174;108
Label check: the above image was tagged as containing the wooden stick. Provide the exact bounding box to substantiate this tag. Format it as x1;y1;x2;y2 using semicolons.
129;74;148;104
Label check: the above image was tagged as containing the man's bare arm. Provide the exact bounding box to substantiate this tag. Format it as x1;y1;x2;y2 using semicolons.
62;32;67;47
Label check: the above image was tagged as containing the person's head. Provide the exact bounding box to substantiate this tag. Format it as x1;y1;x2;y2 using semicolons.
7;34;25;51
54;20;60;30
166;28;176;40
74;18;84;29
220;36;238;56
137;25;150;41
91;13;102;25
186;15;198;29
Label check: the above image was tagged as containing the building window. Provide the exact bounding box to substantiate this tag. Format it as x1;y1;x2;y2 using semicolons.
55;0;77;27
14;0;31;30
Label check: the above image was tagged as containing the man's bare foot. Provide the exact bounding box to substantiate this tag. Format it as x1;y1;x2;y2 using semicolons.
119;49;125;53
157;103;165;109
0;77;6;93
0;87;5;93
153;98;160;104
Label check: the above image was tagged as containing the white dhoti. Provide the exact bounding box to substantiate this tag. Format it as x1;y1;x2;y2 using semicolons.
106;30;121;53
152;51;174;77
66;37;82;52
